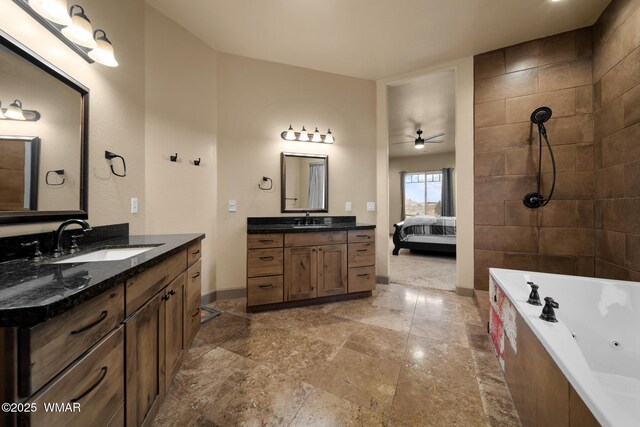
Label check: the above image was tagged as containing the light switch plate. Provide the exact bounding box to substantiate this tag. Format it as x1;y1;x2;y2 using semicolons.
131;198;138;214
228;200;237;212
367;202;376;211
345;201;352;212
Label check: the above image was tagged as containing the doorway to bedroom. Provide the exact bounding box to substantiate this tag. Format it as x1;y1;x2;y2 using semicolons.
387;70;457;291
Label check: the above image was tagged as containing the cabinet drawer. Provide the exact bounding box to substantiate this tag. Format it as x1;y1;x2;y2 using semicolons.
23;327;125;427
19;285;124;397
187;240;202;267
285;231;347;247
348;229;375;243
348;267;376;293
126;250;187;316
248;276;284;306
186;260;202;344
348;242;375;267
247;233;284;249
247;248;283;277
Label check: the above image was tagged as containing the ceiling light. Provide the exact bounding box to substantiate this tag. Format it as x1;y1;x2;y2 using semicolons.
88;29;118;67
284;124;296;140
312;127;323;142
298;126;310;142
324;129;334;144
4;100;26;121
29;0;72;26
61;5;97;49
414;140;425;149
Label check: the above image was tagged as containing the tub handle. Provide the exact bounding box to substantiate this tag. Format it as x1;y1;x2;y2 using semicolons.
526;282;542;306
540;297;559;323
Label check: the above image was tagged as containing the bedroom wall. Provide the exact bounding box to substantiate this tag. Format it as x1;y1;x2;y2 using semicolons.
473;28;596;290
388;152;456;230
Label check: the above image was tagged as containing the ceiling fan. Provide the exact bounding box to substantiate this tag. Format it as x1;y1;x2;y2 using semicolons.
392;129;445;149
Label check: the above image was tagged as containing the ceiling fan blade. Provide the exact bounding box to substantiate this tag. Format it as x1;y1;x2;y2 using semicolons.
422;132;445;142
424;140;444;144
391;141;413;145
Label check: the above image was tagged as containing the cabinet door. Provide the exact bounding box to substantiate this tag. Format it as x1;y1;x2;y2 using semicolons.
125;293;165;427
185;260;202;345
164;273;185;392
317;244;347;297
284;247;317;301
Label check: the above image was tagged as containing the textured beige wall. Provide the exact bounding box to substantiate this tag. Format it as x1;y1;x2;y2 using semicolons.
217;53;377;291
388;152;456;230
0;0;146;236
144;5;218;295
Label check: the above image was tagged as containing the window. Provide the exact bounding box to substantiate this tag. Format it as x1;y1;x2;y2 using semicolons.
404;171;443;217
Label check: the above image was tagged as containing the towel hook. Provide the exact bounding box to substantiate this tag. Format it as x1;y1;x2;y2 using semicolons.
105;151;127;177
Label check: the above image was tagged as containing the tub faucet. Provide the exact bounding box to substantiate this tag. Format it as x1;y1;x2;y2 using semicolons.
527;282;542;306
540;297;559;323
53;219;92;257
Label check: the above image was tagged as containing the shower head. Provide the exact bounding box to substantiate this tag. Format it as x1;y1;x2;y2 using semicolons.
531;107;552;125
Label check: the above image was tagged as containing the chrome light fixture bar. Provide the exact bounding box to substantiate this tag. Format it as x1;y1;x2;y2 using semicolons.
280;125;335;144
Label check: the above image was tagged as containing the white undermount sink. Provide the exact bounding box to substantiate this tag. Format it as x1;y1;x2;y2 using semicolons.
53;247;156;264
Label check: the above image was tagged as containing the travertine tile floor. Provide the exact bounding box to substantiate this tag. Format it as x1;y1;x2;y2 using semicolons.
389;237;457;291
153;284;521;426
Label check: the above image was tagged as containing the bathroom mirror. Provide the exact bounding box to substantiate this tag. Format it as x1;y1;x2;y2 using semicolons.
281;152;329;213
0;30;89;224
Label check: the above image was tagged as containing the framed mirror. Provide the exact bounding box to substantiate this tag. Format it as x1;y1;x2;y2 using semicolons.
281;152;328;213
0;29;89;225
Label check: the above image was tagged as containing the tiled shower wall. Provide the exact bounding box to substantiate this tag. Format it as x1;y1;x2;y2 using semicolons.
473;0;640;290
593;0;640;281
473;29;596;291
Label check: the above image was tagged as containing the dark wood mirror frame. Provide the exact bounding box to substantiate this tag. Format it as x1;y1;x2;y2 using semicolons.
281;152;329;213
0;29;89;225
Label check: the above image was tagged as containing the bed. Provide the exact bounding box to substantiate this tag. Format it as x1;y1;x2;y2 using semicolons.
392;215;456;255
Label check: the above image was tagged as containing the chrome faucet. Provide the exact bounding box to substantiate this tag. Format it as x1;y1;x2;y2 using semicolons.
53;219;92;257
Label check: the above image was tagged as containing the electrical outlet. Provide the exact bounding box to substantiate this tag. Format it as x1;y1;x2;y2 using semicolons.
131;198;138;214
345;201;352;212
228;200;237;212
367;202;376;211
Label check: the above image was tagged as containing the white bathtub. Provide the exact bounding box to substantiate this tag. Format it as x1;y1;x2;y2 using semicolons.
489;268;640;427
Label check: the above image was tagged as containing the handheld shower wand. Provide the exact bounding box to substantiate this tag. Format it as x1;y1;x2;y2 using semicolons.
523;106;557;209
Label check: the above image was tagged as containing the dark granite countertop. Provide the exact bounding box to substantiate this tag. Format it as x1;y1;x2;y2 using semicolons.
247;216;375;234
0;233;204;327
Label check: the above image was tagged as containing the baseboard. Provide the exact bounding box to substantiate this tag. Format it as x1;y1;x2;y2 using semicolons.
200;288;247;305
376;275;390;284
455;286;474;297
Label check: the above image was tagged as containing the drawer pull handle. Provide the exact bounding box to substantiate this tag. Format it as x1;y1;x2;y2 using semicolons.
259;284;273;289
259;256;274;261
356;249;368;252
71;366;108;402
169;289;176;295
192;308;200;318
162;294;170;301
192;272;201;279
259;239;274;243
71;311;108;335
356;235;369;238
192;249;200;255
357;273;369;277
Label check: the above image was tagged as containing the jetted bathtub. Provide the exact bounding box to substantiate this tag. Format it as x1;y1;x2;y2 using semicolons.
489;268;639;427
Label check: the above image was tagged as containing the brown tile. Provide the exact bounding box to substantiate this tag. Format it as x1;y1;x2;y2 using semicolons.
502;253;576;275
344;324;407;362
504;200;537;226
575;256;595;277
402;334;475;378
153;395;215;427
475;151;505;176
290;389;389;427
595;229;626;265
595;165;625;199
576;200;595;228
474;250;504;290
593;27;624;82
601;129;626;167
595;258;631;280
576;85;594;114
537;200;577;227
475;50;506;81
539;59;592;92
475;201;504;225
623;122;640;161
594;139;604;170
475;122;530;152
197;312;254;346
505;145;576;175
539;228;594;256
409;316;470;348
540;31;578;65
601;46;640;104
625;234;640;271
503;253;539;271
546;171;594;200
475;69;539;104
594;0;640;50
474;226;538;253
505;88;576;124
575;27;593;59
475;175;536;201
479;381;521;427
595;96;625;139
620;7;640;56
624;83;640;127
576;143;594;171
505;39;541;73
625;159;640;197
475;100;506;127
546;114;594;144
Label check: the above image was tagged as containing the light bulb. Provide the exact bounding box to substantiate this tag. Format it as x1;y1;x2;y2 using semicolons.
312;127;322;142
414;141;425;149
88;30;118;67
29;0;72;26
324;129;334;144
61;5;96;49
5;100;26;121
284;124;297;140
299;126;310;142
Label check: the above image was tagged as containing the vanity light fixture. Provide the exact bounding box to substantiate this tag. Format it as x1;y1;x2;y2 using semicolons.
4;100;26;121
0;101;5;119
280;126;336;144
61;5;96;48
28;0;72;26
88;29;118;67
